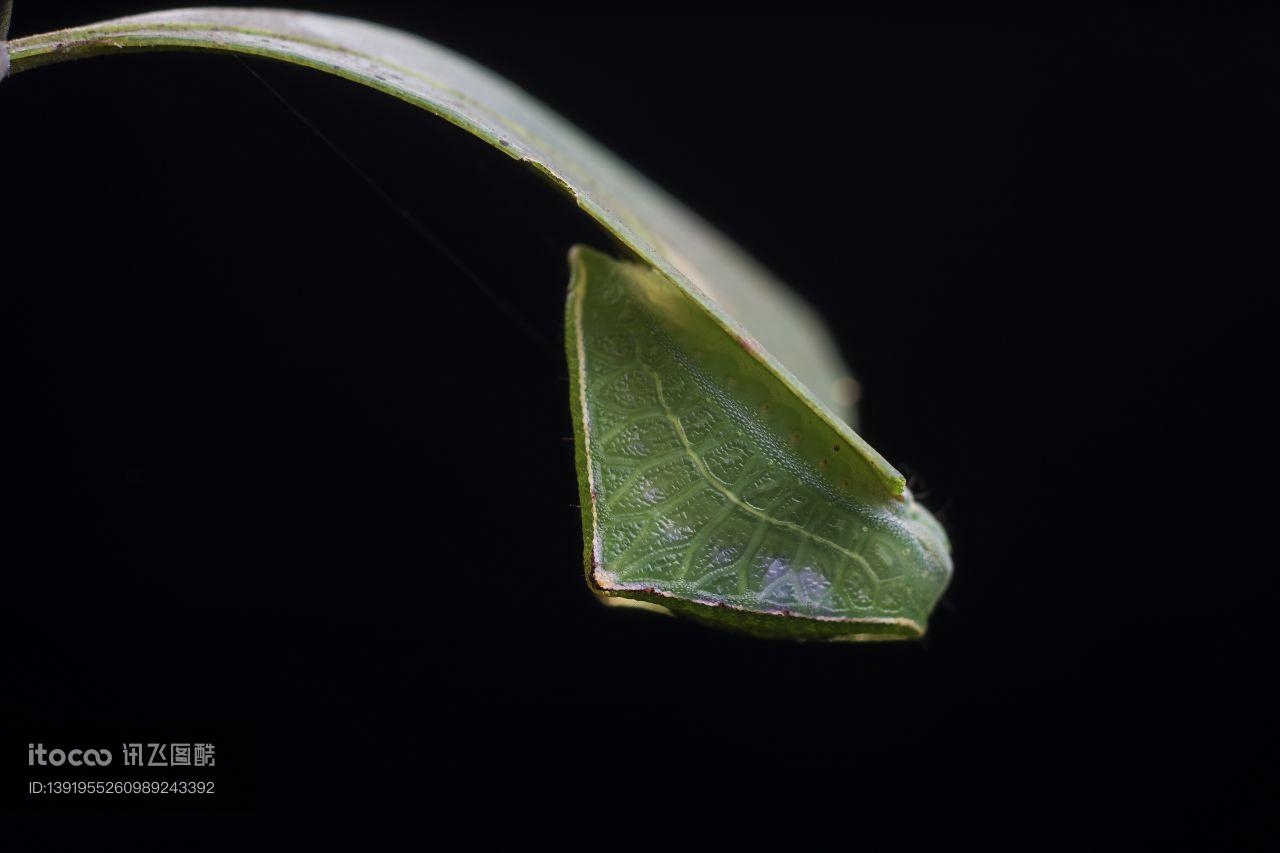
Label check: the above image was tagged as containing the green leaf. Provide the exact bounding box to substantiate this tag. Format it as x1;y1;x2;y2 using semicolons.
4;8;952;639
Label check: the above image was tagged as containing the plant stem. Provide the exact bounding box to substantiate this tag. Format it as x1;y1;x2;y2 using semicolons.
0;1;11;81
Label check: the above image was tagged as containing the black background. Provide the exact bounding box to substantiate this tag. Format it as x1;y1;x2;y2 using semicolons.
1;1;1276;846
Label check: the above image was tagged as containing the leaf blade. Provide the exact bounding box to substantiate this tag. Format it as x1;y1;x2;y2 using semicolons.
8;9;877;471
7;8;953;638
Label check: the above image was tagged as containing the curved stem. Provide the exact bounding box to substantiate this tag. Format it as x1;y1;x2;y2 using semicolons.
0;0;12;81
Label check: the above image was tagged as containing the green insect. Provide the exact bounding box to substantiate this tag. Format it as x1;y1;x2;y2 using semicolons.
2;5;952;640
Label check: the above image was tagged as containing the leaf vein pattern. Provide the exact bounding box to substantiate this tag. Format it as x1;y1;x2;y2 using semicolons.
645;369;881;587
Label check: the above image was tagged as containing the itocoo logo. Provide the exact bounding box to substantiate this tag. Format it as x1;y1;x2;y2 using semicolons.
28;744;113;766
